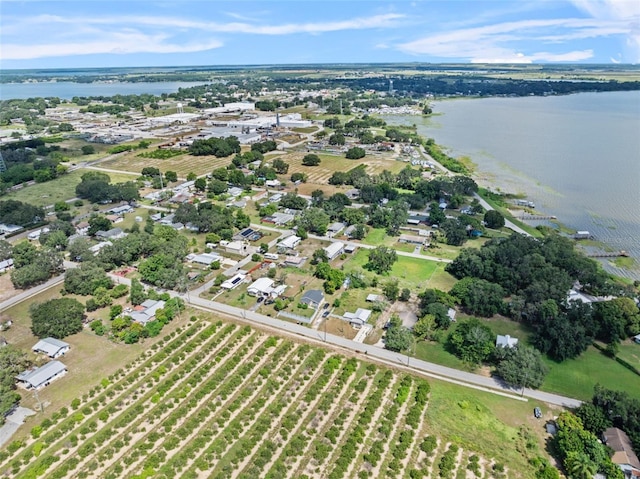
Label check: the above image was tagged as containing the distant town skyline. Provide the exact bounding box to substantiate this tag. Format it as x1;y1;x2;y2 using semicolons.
1;0;639;69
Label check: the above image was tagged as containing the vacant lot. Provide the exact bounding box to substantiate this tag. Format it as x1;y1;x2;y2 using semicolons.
2;317;538;479
100;150;230;178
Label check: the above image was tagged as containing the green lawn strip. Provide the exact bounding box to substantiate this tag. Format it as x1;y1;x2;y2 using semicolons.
2;170;137;207
19;322;228;479
6;322;211;476
424;381;542;479
98;325;259;477
425;264;457;291
616;341;640;369
116;333;286;477
414;341;469;371
541;345;640;401
390;256;439;290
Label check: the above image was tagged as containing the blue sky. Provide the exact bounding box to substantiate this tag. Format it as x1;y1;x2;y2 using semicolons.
1;1;639;69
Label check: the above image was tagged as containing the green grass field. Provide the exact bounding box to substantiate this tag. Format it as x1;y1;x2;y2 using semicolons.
2;170;136;207
541;346;640;401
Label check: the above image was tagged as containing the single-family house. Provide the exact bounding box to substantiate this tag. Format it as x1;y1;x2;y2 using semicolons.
300;290;324;309
277;235;301;250
343;225;356;238
327;222;346;238
344;308;372;328
89;241;113;255
227;186;244;197
223;240;248;256
603;427;640;479
0;224;22;235
283;256;306;268
345;189;360;200
189;252;222;266
221;273;246;290
247;277;286;298
95;228;126;240
496;334;518;348
32;338;70;358
109;204;134;216
398;234;427;245
270;212;295;226
0;258;14;273
324;242;345;261
265;179;281;188
16;361;67;390
130;299;166;325
75;221;90;235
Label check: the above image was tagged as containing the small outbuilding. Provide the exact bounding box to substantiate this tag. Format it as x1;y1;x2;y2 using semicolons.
496;334;518;348
32;338;70;359
17;361;67;390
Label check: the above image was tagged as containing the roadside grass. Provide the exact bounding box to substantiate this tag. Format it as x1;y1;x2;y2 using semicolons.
2;170;134;207
321;316;358;340
414;340;468;370
362;228;387;246
541;346;640;401
425;379;559;476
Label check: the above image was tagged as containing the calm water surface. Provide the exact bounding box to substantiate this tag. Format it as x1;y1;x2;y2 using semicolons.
386;91;640;279
0;81;207;100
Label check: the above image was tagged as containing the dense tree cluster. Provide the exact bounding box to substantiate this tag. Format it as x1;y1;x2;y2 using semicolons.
30;297;85;339
553;412;624;479
0;346;31;425
251;140;277;154
173;202;249;236
10;242;64;289
365;246;397;275
188;136;241;157
75;172;139;204
0;200;44;227
446;234;627;361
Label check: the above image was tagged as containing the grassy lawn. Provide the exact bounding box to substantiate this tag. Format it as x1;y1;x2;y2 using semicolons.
414;340;468;370
362;228;388;246
390;255;439;289
541;346;640;401
426;264;457;291
425;379;561;478
101;150;231;177
616;341;640;369
2;170;134;207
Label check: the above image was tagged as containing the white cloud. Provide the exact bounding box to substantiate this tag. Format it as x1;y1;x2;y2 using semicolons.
398;17;632;62
1;33;223;60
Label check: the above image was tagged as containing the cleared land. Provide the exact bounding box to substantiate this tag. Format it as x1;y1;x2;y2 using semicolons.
0;317;542;479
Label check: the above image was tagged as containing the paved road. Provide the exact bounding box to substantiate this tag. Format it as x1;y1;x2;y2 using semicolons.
101;269;580;407
473;193;531;237
0;274;65;313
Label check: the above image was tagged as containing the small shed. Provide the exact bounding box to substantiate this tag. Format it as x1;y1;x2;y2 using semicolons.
32;338;70;359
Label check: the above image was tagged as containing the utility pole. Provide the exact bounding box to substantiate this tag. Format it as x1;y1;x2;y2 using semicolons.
324;315;327;342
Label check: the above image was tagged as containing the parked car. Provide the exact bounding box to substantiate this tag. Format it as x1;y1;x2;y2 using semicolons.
257;296;264;303
323;303;330;309
534;407;542;419
322;311;330;318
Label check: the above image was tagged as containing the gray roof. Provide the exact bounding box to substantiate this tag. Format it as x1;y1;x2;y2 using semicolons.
32;338;70;357
301;289;324;305
17;361;67;389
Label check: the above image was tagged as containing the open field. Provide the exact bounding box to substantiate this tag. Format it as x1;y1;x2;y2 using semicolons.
100;150;229;178
2;170;136;207
1;316;541;479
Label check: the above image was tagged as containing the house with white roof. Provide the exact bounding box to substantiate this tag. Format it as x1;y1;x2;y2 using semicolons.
344;308;372;328
221;273;247;290
247;277;286;298
32;338;70;358
496;334;518;348
188;252;222;266
324;242;345;261
277;235;301;251
16;361;67;390
327;222;346;238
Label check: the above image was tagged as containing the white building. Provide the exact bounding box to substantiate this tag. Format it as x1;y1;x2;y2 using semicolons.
130;300;166;326
17;361;67;390
277;235;301;250
344;308;372;328
221;273;247;290
496;334;518;348
324;242;345;261
32;338;70;358
188;252;222;266
247;277;287;298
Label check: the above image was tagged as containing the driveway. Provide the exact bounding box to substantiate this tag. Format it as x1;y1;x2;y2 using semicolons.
0;407;35;448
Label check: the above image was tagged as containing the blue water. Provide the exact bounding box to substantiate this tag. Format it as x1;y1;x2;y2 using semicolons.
386;91;640;279
0;81;207;100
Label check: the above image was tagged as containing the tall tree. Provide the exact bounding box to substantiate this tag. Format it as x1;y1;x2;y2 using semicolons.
496;345;549;389
30;298;85;339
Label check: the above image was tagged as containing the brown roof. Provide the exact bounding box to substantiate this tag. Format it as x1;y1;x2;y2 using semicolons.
604;427;640;470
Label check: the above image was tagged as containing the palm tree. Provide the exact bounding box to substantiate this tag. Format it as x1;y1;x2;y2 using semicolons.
566;452;597;479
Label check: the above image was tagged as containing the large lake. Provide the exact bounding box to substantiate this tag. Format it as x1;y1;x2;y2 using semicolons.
385;91;640;279
0;81;207;100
